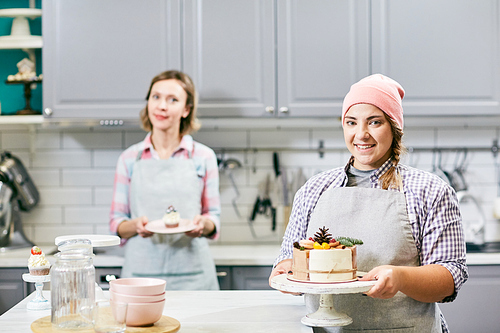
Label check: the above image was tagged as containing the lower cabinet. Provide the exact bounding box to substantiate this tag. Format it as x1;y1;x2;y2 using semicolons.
439;265;500;332
0;268;34;315
216;266;273;290
0;267;122;315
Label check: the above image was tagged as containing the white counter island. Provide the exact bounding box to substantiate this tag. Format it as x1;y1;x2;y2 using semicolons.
0;290;312;333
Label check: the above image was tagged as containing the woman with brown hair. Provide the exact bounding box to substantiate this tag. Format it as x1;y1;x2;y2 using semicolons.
110;70;221;290
269;74;467;332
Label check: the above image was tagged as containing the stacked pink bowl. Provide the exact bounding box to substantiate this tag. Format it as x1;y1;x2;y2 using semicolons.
109;278;166;326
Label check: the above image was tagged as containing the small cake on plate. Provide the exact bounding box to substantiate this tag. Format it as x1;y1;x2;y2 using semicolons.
162;205;180;228
28;246;51;276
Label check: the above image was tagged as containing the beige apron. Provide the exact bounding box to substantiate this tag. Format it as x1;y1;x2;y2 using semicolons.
305;186;442;332
121;150;219;290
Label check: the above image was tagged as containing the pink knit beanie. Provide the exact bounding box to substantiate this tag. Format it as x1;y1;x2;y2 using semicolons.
342;74;405;129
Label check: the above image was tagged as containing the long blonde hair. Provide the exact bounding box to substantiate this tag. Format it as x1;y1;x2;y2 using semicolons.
378;115;407;190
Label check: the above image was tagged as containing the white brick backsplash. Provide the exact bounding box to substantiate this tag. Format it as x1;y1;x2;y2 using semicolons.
249;129;310;148
35;132;61;149
125;131;147;148
1;132;31;149
220;185;256;206
32;225;95;245
63;169;115;186
94;149;122;167
21;207;63;224
33;151;92;168
437;128;497;147
29;169;61;187
64;206;110;224
312;129;347;149
193;130;248;148
3;125;499;246
38;187;92;205
95;187;113;205
403;128;436;148
63;132;122;149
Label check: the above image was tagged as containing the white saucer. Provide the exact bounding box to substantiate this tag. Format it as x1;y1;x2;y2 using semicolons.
145;219;196;234
55;234;121;247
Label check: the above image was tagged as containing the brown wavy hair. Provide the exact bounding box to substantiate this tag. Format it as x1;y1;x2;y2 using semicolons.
378;115;407;190
139;70;201;135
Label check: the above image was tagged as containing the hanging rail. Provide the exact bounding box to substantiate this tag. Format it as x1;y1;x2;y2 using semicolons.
213;139;499;158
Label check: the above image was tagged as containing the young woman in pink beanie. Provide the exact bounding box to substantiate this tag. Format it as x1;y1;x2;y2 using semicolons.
270;74;467;332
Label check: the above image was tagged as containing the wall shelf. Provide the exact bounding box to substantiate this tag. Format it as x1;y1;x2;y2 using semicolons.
0;115;43;124
0;8;42;49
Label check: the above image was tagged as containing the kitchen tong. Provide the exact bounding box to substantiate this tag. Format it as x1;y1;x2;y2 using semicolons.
250;173;276;230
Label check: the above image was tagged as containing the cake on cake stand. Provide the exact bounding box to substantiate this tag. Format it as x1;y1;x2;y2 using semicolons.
22;273;50;310
270;274;376;327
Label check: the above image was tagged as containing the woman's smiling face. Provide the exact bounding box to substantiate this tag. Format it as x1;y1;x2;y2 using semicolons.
343;104;394;170
147;79;190;132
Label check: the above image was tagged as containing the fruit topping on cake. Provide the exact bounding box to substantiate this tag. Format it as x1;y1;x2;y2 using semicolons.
162;205;180;228
28;246;51;276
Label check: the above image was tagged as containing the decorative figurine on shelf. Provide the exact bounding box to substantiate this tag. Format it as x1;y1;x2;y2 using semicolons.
5;57;43;115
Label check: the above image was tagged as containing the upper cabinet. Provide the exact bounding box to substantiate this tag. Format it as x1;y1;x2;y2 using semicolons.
42;0;181;119
371;0;500;116
182;0;370;118
42;0;500;120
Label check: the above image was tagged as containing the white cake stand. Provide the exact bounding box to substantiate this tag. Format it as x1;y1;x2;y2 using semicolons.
22;273;51;310
270;274;376;327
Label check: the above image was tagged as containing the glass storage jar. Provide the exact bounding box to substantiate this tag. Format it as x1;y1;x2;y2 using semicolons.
50;238;95;330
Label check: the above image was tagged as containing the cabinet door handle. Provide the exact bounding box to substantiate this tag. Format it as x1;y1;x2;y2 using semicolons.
44;108;53;116
279;107;289;113
216;271;228;277
265;106;275;113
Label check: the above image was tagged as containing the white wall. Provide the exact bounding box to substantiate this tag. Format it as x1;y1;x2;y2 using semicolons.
1;121;499;246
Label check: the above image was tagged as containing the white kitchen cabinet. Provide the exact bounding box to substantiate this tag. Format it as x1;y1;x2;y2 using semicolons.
183;0;370;118
439;265;500;332
371;0;500;116
42;0;182;120
41;0;500;120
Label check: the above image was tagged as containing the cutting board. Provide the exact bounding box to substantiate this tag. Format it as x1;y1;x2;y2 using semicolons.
31;315;180;333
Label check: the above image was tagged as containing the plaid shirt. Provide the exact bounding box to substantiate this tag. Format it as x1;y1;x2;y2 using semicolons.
276;158;468;303
109;133;221;239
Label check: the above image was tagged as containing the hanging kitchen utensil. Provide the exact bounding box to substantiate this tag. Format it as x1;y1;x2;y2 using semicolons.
450;148;468;192
432;149;453;185
222;158;242;218
248;173;277;237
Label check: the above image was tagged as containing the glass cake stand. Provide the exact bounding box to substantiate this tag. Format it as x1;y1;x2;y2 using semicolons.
270;274;376;327
22;273;51;310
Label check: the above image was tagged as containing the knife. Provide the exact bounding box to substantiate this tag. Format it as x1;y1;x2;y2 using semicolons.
273;152;280;177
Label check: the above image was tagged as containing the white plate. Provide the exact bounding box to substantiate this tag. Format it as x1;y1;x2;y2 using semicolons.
145;219;196;234
55;234;121;247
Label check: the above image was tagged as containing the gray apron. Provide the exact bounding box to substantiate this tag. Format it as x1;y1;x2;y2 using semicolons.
121;150;219;290
305;186;442;332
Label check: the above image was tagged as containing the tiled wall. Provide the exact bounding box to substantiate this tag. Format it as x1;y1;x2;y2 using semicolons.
1;121;499;247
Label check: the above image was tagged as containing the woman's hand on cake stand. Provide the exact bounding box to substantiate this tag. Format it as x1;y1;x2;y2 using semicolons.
185;215;216;238
269;259;303;296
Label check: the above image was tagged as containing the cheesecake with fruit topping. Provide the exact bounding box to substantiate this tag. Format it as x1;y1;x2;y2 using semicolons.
28;246;51;276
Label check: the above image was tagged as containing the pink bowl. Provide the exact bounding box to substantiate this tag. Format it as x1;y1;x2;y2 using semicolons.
109;278;166;296
110;290;165;303
126;299;165;327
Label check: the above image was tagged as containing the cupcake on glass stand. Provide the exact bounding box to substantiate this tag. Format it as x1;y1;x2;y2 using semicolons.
22;246;51;310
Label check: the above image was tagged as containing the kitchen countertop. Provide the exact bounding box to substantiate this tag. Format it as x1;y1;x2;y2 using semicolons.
0;290;312;332
1;244;499;268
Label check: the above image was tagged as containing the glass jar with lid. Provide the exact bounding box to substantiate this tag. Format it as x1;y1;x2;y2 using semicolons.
50;238;95;330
